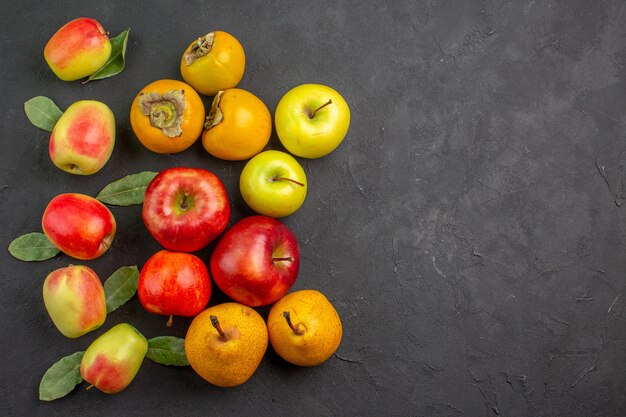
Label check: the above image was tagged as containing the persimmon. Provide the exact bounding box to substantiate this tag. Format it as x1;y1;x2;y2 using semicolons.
180;31;245;96
202;88;271;161
130;79;205;154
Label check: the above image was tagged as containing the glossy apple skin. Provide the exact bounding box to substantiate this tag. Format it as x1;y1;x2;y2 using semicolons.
275;84;350;158
80;323;148;394
142;167;230;252
240;150;307;218
42;193;116;260
44;17;112;81
210;215;299;307
49;100;115;175
138;250;211;317
42;265;106;338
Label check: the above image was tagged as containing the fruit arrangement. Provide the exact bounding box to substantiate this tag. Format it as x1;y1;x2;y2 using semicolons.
11;18;350;400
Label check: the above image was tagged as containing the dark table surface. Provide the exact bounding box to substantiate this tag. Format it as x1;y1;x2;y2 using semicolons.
1;1;625;416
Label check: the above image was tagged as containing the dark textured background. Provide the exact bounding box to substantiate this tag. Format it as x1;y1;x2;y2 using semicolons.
1;1;625;416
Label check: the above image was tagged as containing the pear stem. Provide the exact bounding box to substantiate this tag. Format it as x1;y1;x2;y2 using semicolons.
85;384;94;391
309;99;333;119
273;257;294;263
166;314;174;327
273;177;305;187
283;311;305;335
210;315;229;342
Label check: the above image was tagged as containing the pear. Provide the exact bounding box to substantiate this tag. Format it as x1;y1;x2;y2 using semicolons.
185;302;268;387
80;323;148;394
267;290;342;366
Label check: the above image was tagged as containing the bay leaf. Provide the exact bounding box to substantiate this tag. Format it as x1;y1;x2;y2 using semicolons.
85;29;130;82
104;265;139;313
147;336;189;366
39;351;84;401
96;171;157;206
24;96;63;132
8;232;60;261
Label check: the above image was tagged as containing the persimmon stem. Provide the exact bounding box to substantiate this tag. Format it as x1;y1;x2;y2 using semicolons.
309;99;333;119
210;315;229;342
283;311;305;335
166;314;174;327
273;177;305;187
273;257;294;262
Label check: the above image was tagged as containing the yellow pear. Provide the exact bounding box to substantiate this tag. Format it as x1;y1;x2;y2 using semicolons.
184;302;268;387
267;290;342;366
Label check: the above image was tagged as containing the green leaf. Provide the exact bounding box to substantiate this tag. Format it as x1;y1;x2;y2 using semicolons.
8;232;60;261
104;266;139;313
85;29;130;82
39;351;84;401
24;96;63;132
96;171;158;206
147;336;189;366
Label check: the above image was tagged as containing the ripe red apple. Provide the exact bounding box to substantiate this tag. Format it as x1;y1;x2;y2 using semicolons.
210;215;299;307
138;250;211;325
44;17;112;81
142;167;230;252
42;193;116;260
49;100;115;175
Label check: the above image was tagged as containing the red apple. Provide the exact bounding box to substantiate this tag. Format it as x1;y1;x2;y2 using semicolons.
44;17;112;81
210;215;299;307
42;193;116;260
138;250;211;325
142;167;230;252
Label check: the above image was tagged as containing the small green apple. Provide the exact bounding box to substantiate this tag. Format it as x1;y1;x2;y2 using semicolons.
275;84;350;158
239;150;307;217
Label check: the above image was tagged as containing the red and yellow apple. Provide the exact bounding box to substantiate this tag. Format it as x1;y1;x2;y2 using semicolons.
42;193;116;260
80;323;148;394
49;100;115;175
210;215;300;307
44;17;112;81
142;167;230;252
42;265;106;338
138;250;212;326
275;84;350;158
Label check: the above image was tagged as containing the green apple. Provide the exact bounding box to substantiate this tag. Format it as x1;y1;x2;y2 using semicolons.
275;84;350;158
239;150;307;217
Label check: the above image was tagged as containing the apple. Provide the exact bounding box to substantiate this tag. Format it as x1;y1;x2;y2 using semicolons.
80;323;148;394
275;84;350;158
42;265;106;338
239;150;307;218
210;215;299;307
142;167;230;252
44;17;112;81
138;250;212;326
49;100;115;175
42;193;116;260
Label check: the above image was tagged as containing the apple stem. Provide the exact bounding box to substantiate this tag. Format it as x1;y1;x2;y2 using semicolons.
180;193;190;210
273;177;305;187
86;384;94;391
309;99;333;119
166;314;174;327
273;256;294;263
283;311;305;335
210;315;229;342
